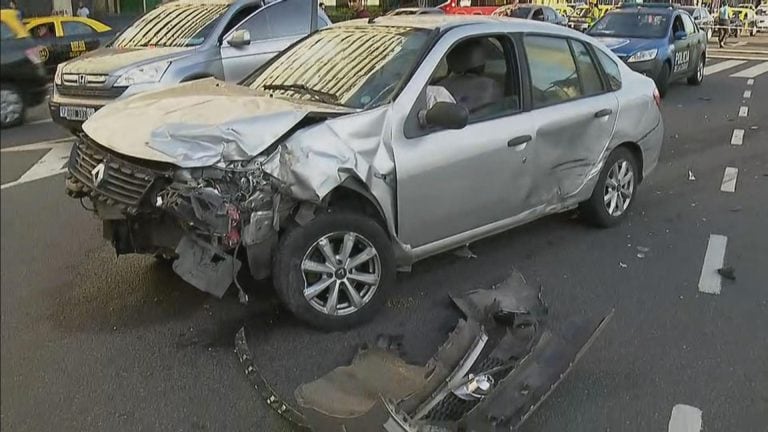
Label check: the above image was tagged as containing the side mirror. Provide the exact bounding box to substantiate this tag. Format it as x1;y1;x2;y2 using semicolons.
419;102;469;130
674;30;687;40
228;29;251;47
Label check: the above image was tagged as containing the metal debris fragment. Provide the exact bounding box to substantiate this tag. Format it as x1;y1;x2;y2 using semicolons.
234;328;311;430
263;272;614;432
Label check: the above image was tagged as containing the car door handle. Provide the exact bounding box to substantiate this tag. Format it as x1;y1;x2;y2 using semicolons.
594;108;613;118
508;135;532;148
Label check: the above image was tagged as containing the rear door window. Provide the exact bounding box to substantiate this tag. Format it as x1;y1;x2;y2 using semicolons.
524;35;582;107
62;21;95;36
594;48;622;91
682;14;696;34
266;0;311;38
570;40;604;96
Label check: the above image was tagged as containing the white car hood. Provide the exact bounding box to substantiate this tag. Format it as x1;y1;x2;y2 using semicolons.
82;79;351;167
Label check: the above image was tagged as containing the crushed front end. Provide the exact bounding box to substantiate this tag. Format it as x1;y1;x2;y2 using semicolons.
65;134;287;298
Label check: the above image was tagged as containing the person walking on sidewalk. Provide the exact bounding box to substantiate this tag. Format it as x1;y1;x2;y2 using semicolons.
718;1;732;48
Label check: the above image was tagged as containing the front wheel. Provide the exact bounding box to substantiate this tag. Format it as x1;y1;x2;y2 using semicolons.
273;211;395;331
654;63;671;98
0;83;25;129
687;55;705;85
580;147;639;228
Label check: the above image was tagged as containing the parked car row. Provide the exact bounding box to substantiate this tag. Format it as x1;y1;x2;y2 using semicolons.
56;10;663;329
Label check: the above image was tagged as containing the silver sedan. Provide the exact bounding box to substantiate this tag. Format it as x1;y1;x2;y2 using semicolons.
67;15;664;330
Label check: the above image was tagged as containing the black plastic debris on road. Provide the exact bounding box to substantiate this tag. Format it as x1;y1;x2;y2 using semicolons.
235;271;613;431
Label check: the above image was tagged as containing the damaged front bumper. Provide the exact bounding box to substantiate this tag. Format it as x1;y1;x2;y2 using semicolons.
65;135;285;297
235;272;613;431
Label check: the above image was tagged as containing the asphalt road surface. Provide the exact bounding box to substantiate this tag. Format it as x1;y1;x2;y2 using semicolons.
2;53;767;431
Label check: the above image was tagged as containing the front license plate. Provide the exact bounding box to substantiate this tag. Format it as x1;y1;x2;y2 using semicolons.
60;106;95;121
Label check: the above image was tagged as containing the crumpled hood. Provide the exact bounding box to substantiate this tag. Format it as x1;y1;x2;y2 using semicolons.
61;47;190;75
83;79;351;167
593;37;664;56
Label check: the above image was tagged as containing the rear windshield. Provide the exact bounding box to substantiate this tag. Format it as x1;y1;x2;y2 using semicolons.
112;1;230;48
588;12;670;38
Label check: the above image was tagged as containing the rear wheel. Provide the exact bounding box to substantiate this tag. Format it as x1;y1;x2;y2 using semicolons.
654;63;671;98
580;147;639;228
273;211;395;331
687;55;705;85
0;83;25;129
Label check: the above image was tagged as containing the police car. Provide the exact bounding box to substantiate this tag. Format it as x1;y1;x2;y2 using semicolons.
587;3;707;96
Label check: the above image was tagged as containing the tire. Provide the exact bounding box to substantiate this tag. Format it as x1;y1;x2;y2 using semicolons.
0;83;25;129
273;211;395;331
654;62;671;98
687;55;705;85
580;147;640;228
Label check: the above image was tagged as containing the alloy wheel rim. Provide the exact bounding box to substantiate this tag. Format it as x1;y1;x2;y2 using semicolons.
603;159;634;217
0;89;23;125
698;60;704;81
301;231;381;316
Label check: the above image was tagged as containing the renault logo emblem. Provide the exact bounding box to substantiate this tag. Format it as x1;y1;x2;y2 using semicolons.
91;163;106;186
77;74;88;86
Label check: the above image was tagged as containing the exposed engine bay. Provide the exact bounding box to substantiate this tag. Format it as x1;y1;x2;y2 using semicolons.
65;134;294;298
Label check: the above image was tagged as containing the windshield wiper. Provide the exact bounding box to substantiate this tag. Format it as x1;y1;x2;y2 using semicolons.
262;83;339;105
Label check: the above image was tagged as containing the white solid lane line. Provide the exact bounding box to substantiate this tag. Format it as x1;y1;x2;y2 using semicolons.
699;234;728;295
703;60;746;76
747;78;755;85
721;167;738;193
0;142;73;190
739;106;749;117
26;118;53;125
668;405;703;432
731;129;744;145
730;61;768;78
743;89;752;98
0;138;73;153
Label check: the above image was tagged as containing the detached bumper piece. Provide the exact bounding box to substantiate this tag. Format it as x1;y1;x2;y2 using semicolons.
236;271;613;431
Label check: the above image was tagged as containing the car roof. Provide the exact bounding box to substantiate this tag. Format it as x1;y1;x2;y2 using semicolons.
608;6;675;16
336;14;566;32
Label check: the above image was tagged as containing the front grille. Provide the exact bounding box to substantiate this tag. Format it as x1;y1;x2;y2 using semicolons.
68;138;158;208
57;85;126;99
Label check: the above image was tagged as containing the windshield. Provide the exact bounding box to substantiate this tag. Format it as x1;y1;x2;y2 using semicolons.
112;1;230;48
247;26;431;109
588;12;669;38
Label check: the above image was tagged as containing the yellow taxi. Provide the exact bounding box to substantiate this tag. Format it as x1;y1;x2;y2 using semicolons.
1;8;29;37
23;16;113;73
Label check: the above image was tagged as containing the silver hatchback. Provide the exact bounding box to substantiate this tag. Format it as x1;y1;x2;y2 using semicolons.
67;16;664;330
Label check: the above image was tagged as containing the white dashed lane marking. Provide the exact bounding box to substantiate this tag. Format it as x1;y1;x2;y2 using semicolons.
743;89;752;98
668;404;703;432
704;60;746;76
739;106;749;117
699;234;728;295
0;141;73;190
747;78;754;85
731;129;744;146
721;167;738;193
730;61;768;78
